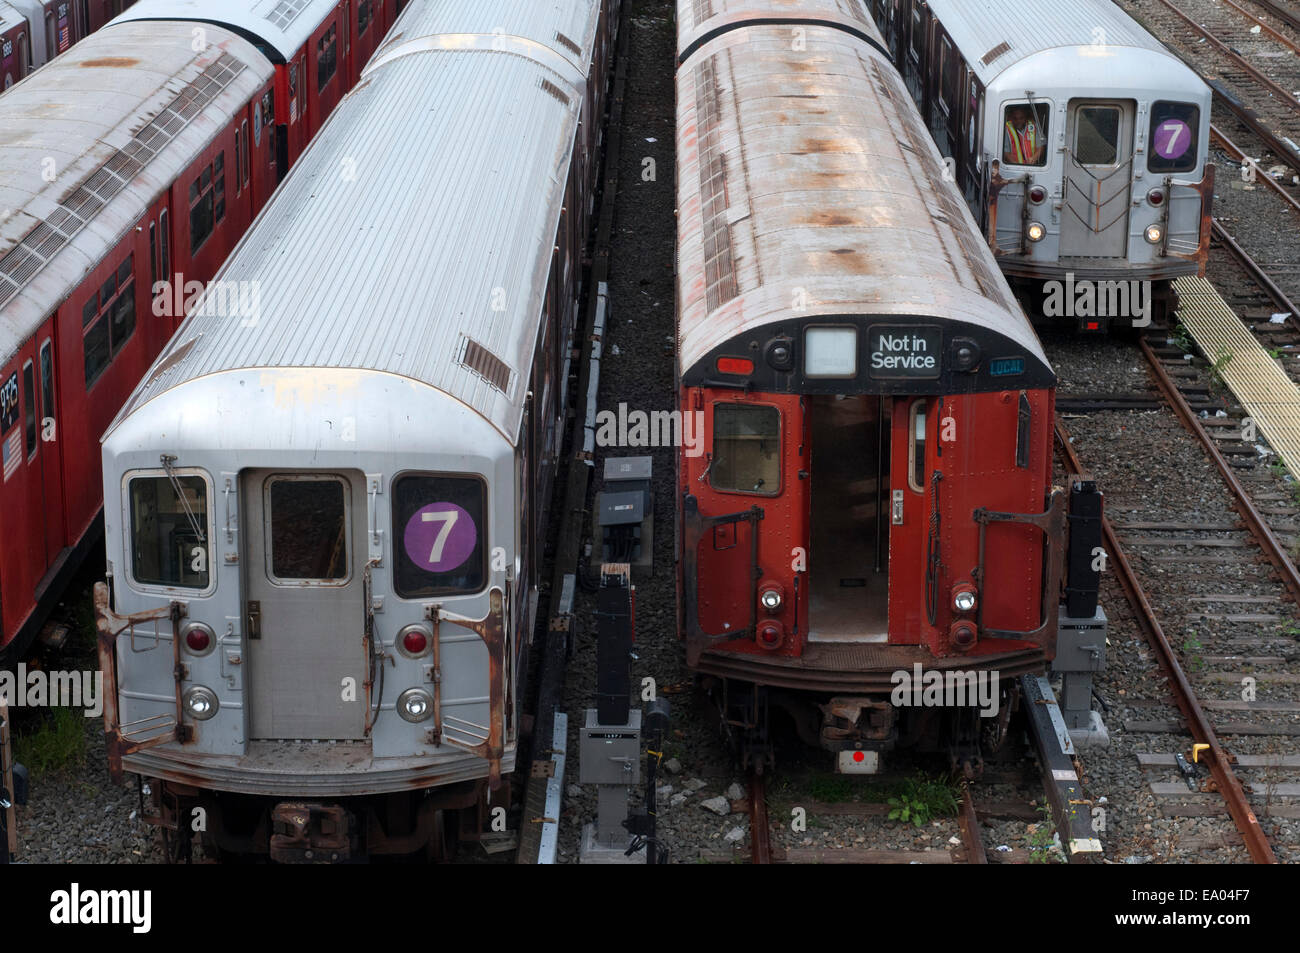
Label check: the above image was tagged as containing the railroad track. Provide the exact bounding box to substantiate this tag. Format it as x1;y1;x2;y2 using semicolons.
1055;353;1300;861
742;732;1090;865
1136;0;1300;163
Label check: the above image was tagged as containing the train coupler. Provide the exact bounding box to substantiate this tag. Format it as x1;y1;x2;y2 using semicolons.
821;698;895;774
269;801;355;863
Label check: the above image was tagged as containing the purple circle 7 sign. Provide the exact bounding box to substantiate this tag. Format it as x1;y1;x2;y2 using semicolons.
403;503;477;573
1154;119;1192;160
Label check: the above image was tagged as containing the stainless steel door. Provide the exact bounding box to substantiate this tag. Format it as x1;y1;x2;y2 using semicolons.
244;470;367;741
1061;100;1135;259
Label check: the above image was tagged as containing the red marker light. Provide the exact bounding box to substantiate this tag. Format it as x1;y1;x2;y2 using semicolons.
185;629;210;652
853;751;865;763
403;630;429;655
716;357;754;375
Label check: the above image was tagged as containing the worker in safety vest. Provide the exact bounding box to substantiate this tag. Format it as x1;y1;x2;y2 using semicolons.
1003;106;1045;165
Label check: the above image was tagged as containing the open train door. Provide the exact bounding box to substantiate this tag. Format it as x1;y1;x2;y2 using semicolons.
1061;100;1136;259
806;395;892;644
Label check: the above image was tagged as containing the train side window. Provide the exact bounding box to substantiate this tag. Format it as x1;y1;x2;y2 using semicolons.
159;210;170;281
1149;102;1199;174
39;340;54;443
189;162;219;254
22;360;35;460
234;128;242;195
317;24;337;93
358;0;373;36
149;221;157;285
711;403;780;496
267;476;349;583
129;473;211;589
1074;106;1120;166
289;60;299;122
240;120;250;188
939;37;956;112
1002;103;1049;167
391;474;488;598
83;254;135;389
908;400;927;493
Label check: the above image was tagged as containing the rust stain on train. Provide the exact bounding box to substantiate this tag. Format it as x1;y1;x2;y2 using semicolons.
80;57;140;68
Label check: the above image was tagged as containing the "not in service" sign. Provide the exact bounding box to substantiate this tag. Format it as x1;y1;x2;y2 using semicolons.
868;326;942;379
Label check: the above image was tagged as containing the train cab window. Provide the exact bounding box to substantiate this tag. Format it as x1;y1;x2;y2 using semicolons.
1074;106;1120;166
908;400;927;493
392;475;488;598
317;24;337;92
267;477;349;582
711;403;780;496
129;474;211;589
21;360;35;460
1002;103;1049;167
82;254;135;389
1149;102;1200;174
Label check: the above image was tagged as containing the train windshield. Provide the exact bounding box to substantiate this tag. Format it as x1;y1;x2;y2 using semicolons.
129;474;211;589
1149;102;1200;174
1074;106;1120;166
392;475;488;598
711;403;780;496
1002;103;1049;167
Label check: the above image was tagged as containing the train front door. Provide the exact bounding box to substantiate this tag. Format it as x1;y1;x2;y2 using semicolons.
243;470;368;741
1061;99;1135;259
807;395;891;642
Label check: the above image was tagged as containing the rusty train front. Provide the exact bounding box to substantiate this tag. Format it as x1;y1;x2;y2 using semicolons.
674;0;1090;772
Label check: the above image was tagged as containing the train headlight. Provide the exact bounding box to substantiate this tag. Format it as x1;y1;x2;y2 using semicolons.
1145;224;1164;245
952;586;978;613
1026;222;1046;243
396;623;433;658
183;686;219;721
760;587;784;613
397;688;435;723
181;621;216;656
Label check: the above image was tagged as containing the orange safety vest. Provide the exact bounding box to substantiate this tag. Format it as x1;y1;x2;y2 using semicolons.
1004;120;1041;164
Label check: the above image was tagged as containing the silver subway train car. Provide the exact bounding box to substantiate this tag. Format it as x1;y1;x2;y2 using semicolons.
94;0;619;862
870;0;1214;330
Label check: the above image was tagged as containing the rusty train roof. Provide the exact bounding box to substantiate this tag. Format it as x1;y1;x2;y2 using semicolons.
674;5;1050;382
0;22;270;366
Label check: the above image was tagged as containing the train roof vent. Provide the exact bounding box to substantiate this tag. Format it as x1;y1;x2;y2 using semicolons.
264;0;312;31
0;53;246;312
540;78;570;106
981;41;1013;66
554;31;582;56
459;337;513;395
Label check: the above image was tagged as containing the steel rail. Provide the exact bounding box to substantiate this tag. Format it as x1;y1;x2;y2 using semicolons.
1150;0;1300;123
1221;0;1300;52
1054;418;1277;863
1140;336;1300;604
958;787;988;864
749;769;772;864
1210;219;1300;339
1209;124;1300;216
1249;0;1300;35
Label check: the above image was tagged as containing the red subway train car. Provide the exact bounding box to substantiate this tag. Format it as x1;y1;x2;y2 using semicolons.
0;1;388;664
675;0;1084;773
